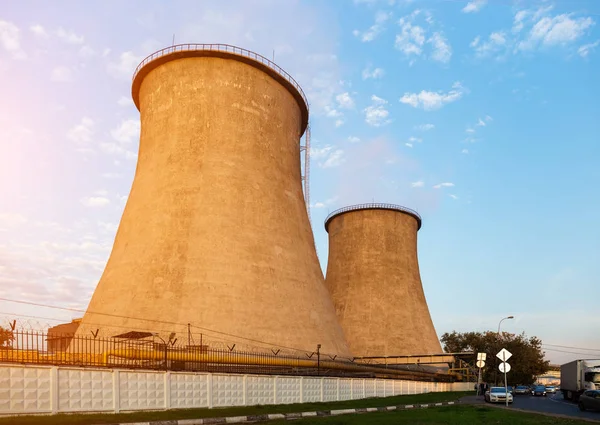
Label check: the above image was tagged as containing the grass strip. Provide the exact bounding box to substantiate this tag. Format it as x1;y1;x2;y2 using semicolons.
266;405;596;425
2;391;471;425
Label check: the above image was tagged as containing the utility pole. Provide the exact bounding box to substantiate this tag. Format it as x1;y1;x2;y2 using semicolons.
316;344;321;376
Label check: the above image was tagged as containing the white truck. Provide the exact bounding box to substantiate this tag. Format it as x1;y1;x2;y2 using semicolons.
560;359;600;401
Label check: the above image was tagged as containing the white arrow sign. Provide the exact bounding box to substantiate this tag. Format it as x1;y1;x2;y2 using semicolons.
476;360;485;368
496;348;512;362
499;362;511;373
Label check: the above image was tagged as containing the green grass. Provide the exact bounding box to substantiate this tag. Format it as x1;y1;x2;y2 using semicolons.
267;405;594;425
2;391;470;425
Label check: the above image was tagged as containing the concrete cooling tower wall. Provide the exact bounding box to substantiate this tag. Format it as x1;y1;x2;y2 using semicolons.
324;204;442;358
75;45;351;358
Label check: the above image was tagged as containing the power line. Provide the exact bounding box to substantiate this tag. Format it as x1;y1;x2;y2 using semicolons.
543;343;600;352
542;347;600;356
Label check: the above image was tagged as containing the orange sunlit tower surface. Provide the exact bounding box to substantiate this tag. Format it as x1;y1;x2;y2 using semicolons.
324;204;443;358
74;45;351;358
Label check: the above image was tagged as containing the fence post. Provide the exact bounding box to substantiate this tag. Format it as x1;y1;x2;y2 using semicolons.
320;377;324;402
362;379;366;399
164;371;171;409
113;370;121;413
300;376;304;403
273;376;278;405
336;378;340;401
350;378;353;400
243;375;248;406
50;366;58;414
207;374;213;409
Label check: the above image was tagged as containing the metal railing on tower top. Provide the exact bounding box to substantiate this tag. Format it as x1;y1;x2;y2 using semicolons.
132;43;309;114
325;203;422;230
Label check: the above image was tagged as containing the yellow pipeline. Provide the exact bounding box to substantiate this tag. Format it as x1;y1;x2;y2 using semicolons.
102;349;453;381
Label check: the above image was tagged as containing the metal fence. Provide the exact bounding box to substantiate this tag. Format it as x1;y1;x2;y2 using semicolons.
324;203;423;230
0;329;452;381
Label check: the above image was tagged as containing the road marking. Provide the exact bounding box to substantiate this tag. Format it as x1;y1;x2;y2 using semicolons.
548;394;577;408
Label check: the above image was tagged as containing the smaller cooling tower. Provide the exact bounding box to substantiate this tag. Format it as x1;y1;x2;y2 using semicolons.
324;204;442;358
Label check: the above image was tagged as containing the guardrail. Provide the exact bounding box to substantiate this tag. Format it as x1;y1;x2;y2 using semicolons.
325;203;422;230
132;43;309;112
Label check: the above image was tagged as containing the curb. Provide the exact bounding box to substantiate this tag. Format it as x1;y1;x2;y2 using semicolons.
102;401;457;425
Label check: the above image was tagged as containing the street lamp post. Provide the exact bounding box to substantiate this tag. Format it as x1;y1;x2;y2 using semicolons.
496;316;514;404
497;316;514;335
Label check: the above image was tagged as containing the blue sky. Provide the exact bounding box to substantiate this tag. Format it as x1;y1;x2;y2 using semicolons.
0;0;599;363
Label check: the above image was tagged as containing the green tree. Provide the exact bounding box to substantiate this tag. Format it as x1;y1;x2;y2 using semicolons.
0;327;14;347
441;330;550;385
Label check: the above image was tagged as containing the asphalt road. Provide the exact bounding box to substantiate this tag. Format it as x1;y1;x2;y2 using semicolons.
499;392;600;421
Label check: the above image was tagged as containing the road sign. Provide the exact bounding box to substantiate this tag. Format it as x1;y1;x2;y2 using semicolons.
476;360;485;368
496;348;512;361
499;362;511;373
477;353;487;361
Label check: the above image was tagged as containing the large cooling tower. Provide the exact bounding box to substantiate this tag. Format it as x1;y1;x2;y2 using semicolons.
324;204;442;358
75;44;351;358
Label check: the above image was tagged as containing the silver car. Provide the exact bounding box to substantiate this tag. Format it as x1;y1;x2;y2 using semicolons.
579;390;600;412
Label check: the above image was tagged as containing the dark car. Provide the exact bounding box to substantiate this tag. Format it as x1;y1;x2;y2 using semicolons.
532;385;547;396
579;390;600;411
514;385;530;395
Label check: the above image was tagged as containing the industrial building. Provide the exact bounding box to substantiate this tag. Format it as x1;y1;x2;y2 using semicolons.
72;44;442;364
324;204;442;358
73;45;350;358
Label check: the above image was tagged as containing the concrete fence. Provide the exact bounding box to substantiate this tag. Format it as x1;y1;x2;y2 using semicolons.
0;363;472;416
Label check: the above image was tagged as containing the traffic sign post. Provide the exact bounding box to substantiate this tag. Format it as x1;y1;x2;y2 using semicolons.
496;348;512;407
476;353;486;397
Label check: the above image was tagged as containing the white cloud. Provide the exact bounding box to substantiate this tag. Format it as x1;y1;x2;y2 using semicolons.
405;143;413;148
111;119;140;144
364;95;391;127
107;51;143;79
99;142;138;161
80;197;110;207
117;96;133;107
347;136;360;143
325;106;342;118
0;213;28;231
78;45;96;59
336;92;355;109
411;181;424;188
408;136;422;143
67;117;94;146
0;20;26;59
29;24;48;37
55;27;84;45
415;123;434;131
399;81;466;111
466;127;475;133
517;14;595;51
362;66;385;80
50;66;73;82
353;10;391;42
395;21;426;58
578;40;599;58
449;194;459;200
476;118;486;127
462;149;469;154
472;31;507;57
334;119;344;128
513;10;529;33
462;0;487;14
310;196;338;209
433;182;455;189
429;32;452;63
310;145;346;168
